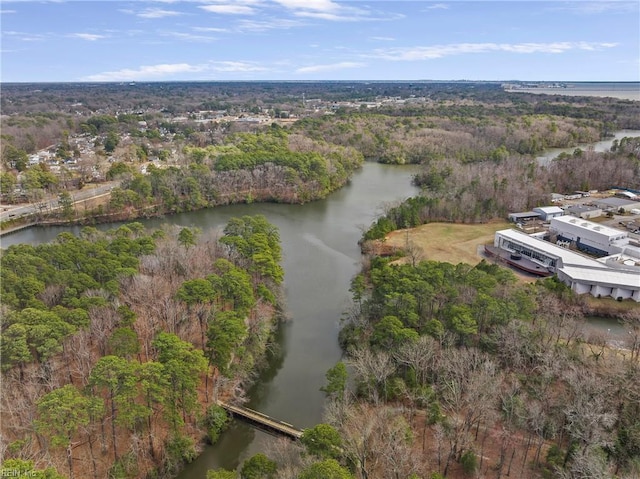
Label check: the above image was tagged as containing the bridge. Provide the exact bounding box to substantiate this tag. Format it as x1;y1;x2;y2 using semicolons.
217;400;304;440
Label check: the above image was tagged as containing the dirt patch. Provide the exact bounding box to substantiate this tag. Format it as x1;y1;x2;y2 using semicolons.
73;193;111;214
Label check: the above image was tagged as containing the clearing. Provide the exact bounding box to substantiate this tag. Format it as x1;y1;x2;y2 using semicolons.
383;221;510;265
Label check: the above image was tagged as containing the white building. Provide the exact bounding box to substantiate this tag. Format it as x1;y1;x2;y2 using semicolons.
493;229;640;302
594;197;640;213
616;190;638;200
533;206;564;221
550;216;628;256
565;205;602;220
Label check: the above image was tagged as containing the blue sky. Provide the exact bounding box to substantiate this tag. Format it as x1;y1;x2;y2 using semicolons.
1;1;639;82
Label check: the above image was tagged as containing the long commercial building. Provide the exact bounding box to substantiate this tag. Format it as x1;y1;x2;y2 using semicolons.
550;215;629;256
493;229;640;302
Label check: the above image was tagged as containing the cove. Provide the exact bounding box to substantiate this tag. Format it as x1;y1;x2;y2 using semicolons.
175;162;421;476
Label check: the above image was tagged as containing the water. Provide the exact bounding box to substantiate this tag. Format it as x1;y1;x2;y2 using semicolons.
2;162;421;475
582;316;629;349
507;82;640;101
536;129;640;166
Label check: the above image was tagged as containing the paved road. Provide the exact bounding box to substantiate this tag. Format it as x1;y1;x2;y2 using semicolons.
0;182;117;222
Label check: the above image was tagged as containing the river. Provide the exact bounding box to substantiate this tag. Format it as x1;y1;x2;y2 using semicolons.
3;147;634;476
536;129;640;166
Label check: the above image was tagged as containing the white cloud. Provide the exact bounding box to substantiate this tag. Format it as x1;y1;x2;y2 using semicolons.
200;4;256;14
120;7;185;18
0;9;17;14
293;11;358;21
370;42;619;61
83;60;269;81
211;61;267;72
425;3;449;10
370;36;395;41
69;33;107;41
192;26;230;33
84;63;207;81
236;18;305;31
550;2;638;15
272;0;395;22
273;0;340;12
296;61;365;73
138;8;184;18
3;30;45;41
163;31;218;42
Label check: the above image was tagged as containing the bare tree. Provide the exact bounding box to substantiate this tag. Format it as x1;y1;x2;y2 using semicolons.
621;309;640;361
347;348;395;404
266;437;308;479
394;335;438;386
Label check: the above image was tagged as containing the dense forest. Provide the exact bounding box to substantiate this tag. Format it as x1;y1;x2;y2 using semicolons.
0;216;291;478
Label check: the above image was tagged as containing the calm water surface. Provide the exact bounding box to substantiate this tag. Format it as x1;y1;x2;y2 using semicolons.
507;82;640;101
536;129;640;166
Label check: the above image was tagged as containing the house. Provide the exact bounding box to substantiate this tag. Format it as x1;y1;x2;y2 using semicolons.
616;190;638;200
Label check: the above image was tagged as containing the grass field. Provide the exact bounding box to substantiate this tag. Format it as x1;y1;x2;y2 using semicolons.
384;220;510;266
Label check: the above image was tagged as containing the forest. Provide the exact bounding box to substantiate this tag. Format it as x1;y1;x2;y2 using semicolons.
0;215;296;478
104;127;363;219
2;82;640;479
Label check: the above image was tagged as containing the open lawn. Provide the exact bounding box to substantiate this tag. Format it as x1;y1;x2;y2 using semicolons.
384;220;510;266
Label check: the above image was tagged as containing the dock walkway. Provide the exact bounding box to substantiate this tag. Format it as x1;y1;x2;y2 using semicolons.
217;400;304;440
0;222;37;237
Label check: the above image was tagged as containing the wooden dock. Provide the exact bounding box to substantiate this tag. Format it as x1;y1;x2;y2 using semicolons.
217;400;304;440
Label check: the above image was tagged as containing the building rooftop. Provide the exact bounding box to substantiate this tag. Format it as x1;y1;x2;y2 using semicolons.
496;228;604;268
551;215;628;239
534;206;564;214
565;205;601;213
617;190;638;199
594;197;638;208
508;211;541;219
559;265;640;289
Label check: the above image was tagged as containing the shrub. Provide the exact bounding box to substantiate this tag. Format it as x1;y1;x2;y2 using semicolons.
460;450;478;476
204;404;229;444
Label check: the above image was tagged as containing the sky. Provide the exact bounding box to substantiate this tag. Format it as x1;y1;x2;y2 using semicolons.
1;0;639;83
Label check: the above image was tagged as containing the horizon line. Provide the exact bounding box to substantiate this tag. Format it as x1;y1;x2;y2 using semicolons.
2;79;639;85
